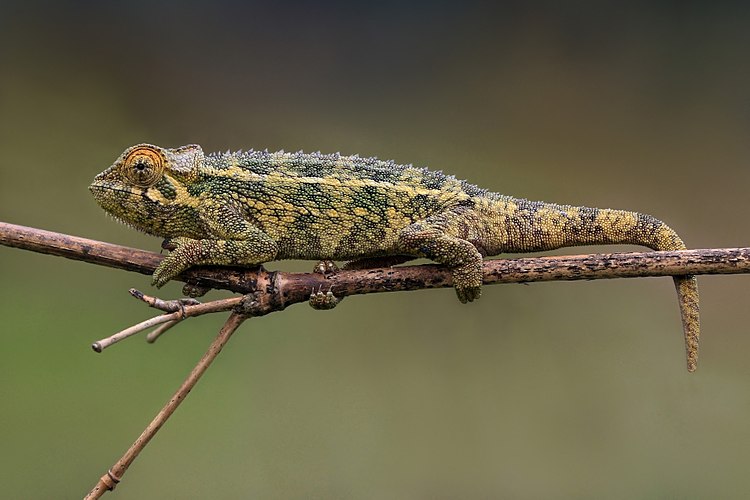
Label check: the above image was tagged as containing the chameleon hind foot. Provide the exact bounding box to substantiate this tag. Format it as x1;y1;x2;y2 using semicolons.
309;286;341;310
309;260;342;310
398;222;484;304
313;259;340;275
452;261;483;303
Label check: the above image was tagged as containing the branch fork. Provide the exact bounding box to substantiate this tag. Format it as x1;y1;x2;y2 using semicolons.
90;290;236;352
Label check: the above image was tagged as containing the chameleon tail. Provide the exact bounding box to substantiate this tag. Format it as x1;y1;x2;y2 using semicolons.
589;209;700;372
488;200;700;371
567;207;700;372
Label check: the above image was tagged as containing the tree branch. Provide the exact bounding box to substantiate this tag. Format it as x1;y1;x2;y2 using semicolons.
2;222;749;310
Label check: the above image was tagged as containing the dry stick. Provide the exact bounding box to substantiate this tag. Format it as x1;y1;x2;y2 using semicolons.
145;320;180;343
84;311;247;500
91;313;177;352
92;295;243;352
3;222;750;301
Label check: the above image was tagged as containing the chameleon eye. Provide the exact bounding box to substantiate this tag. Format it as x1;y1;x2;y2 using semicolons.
123;146;165;187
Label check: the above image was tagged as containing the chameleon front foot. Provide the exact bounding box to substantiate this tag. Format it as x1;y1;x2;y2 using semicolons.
152;266;176;288
152;237;195;288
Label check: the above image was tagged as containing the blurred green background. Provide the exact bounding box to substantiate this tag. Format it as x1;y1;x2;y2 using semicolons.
2;1;750;498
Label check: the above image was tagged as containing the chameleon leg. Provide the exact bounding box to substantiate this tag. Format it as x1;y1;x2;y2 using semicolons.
152;234;278;288
397;225;484;303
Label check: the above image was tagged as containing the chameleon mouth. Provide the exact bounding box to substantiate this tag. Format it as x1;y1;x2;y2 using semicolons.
89;183;122;209
93;197;162;237
89;183;146;230
89;182;142;203
90;181;178;238
89;182;111;204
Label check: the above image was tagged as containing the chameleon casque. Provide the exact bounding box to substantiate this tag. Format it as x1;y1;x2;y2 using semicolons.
90;144;700;371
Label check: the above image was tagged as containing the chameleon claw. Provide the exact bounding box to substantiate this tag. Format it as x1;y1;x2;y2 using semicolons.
455;286;482;303
313;260;340;275
308;285;341;310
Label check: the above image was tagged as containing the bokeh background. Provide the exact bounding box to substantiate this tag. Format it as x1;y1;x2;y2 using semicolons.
2;1;750;498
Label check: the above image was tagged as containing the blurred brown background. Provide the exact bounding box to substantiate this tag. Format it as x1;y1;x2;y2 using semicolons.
2;1;750;498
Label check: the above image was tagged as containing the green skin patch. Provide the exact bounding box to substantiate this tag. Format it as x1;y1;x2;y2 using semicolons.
90;143;700;370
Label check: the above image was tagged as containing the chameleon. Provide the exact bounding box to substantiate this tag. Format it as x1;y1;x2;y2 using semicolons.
90;143;700;371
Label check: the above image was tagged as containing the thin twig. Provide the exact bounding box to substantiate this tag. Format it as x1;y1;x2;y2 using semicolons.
145;320;180;343
129;288;201;312
91;313;178;352
91;292;242;352
84;311;248;499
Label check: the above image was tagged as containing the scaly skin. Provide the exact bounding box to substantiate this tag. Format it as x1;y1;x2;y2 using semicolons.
90;144;700;371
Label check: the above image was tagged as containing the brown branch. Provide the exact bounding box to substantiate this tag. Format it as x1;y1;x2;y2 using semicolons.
2;222;750;309
84;311;247;499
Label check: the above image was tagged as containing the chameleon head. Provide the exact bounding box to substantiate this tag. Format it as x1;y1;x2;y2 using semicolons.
89;143;204;236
